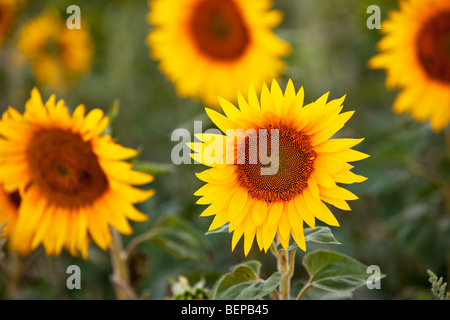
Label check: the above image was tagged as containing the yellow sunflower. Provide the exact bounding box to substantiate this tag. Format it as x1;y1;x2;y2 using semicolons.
147;0;291;107
190;79;368;255
17;9;93;89
0;185;20;236
0;88;154;258
370;0;450;131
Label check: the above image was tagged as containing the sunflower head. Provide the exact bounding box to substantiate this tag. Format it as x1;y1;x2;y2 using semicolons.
17;9;93;89
147;0;291;107
370;0;450;131
0;88;154;258
190;79;368;255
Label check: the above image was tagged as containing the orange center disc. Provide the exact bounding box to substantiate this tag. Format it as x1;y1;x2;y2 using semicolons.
189;0;250;61
417;10;450;83
235;125;316;203
26;129;108;208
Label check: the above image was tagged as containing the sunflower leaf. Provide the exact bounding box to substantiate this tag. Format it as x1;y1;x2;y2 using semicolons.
301;249;385;295
212;261;281;300
205;223;229;235
148;215;209;261
132;160;175;176
304;227;342;245
282;226;341;251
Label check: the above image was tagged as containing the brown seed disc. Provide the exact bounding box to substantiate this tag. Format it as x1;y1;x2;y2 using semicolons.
26;129;108;208
417;10;450;83
189;0;250;61
235;125;316;203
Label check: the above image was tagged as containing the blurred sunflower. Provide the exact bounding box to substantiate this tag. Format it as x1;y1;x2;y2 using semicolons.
370;0;450;131
0;88;154;258
17;9;93;89
190;80;368;255
0;186;20;236
147;0;291;107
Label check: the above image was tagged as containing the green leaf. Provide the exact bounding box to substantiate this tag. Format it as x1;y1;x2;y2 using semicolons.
205;223;229;236
148;215;209;261
304;227;342;245
282;226;341;251
133;160;175;176
102;99;120;137
107;98;120;123
238;260;261;275
302;249;383;293
212;261;282;300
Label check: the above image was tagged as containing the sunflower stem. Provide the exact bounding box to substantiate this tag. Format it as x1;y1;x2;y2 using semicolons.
109;228;133;300
296;277;312;300
6;252;22;297
273;240;296;300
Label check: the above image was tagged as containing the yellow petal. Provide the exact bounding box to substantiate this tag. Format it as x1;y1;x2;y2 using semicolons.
320;186;359;201
267;202;283;230
252;200;268;226
315;204;340;227
228;188;248;221
294;194;315;229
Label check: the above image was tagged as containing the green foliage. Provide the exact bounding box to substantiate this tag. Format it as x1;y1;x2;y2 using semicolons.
427;269;450;300
211;261;282;300
132;161;176;177
297;249;385;299
285;227;342;251
147;215;209;261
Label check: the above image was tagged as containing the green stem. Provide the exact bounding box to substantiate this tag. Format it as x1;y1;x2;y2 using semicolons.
109;228;135;300
272;240;297;300
296;277;312;300
123;231;153;261
7;252;22;297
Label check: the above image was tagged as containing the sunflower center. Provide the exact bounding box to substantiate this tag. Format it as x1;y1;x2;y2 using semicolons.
45;37;62;58
189;0;250;61
235;126;316;203
416;10;450;83
26;129;108;208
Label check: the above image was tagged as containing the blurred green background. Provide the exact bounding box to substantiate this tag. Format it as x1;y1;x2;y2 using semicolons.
0;0;449;300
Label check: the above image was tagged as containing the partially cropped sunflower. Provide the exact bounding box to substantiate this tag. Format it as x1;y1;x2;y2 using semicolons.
0;88;154;257
147;0;291;107
190;80;368;255
0;185;20;236
18;9;93;89
370;0;450;131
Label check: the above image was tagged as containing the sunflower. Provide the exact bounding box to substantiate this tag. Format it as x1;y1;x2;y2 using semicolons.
0;185;20;236
17;9;93;89
190;79;368;255
370;0;450;131
0;88;154;257
147;0;291;107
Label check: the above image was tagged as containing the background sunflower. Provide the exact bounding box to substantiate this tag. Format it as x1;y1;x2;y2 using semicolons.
370;0;450;131
0;0;448;300
16;8;93;91
147;0;291;107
